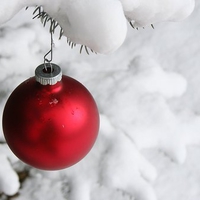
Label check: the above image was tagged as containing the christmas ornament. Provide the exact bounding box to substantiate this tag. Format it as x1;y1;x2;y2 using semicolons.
2;63;99;170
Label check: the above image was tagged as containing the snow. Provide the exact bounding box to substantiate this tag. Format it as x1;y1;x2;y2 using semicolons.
0;1;199;200
121;0;195;26
0;0;195;53
46;0;127;54
0;144;19;196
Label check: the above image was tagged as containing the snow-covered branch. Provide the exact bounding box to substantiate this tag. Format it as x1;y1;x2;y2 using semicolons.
0;0;195;53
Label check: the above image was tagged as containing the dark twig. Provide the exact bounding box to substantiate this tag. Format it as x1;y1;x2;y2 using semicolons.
80;45;83;54
129;21;135;29
33;6;64;38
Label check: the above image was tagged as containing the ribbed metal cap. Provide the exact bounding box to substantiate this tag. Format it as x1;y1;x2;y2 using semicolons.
35;63;62;85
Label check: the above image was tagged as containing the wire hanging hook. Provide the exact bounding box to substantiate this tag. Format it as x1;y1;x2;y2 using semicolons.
44;22;54;72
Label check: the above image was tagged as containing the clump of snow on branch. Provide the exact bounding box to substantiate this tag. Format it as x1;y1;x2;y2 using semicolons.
41;0;127;54
0;144;19;195
121;0;195;26
0;0;195;53
99;117;157;200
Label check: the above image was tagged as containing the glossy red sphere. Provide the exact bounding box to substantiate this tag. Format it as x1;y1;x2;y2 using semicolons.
3;76;99;170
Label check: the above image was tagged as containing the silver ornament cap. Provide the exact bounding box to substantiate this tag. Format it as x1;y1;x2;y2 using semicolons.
35;63;62;85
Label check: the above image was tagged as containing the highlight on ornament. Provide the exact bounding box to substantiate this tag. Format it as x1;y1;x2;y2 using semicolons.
2;63;99;170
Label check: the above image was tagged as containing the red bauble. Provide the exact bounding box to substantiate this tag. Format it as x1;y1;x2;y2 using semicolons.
2;64;99;170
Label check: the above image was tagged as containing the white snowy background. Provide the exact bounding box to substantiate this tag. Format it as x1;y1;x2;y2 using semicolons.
0;1;200;200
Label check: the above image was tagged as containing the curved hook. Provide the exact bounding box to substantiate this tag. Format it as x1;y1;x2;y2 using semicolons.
44;25;54;72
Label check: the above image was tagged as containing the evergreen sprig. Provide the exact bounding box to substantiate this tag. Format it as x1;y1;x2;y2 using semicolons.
32;6;96;54
32;6;64;39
